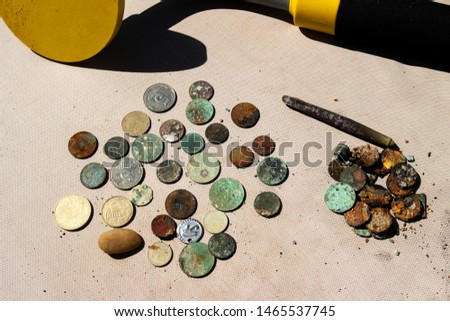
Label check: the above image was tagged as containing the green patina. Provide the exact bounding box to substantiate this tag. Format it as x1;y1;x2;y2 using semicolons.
324;182;356;213
185;98;214;125
131;133;164;163
208;233;236;260
179;242;215;278
256;157;288;186
180;133;204;155
80;162;106;189
209;178;245;212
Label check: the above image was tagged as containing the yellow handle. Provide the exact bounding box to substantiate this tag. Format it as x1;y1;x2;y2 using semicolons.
289;0;341;35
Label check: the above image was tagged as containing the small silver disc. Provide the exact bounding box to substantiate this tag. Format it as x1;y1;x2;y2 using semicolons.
143;83;177;113
110;157;144;190
177;218;203;244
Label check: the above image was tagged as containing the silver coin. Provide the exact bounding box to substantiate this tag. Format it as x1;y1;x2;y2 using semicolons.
143;83;177;113
159;119;185;143
110;157;144;190
189;80;214;100
177;218;203;244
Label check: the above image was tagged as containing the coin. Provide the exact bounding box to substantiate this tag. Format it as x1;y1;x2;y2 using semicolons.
386;174;415;197
151;214;177;239
208;233;236;260
209;178;245;212
185;98;215;125
252;135;275;156
143;83;177;113
205;123;229;144
353;227;372;238
103;136;129;159
231;102;260;128
391;194;423;222
366;207;394;234
333;143;351;162
343;201;371;227
339;164;367;191
189;80;214;100
129;184;153;206
179;242;215;278
324;182;356;213
102;196;134;227
159;119;185;143
110;157;144;190
156;160;182;184
353;144;380;167
180;132;205;155
391;163;419;189
121;111;151;137
328;159;347;181
68;131;98;159
54;195;92;231
165;189;197;219
177;218;203;244
186;152;220;184
131;133;164;163
80;162;107;189
229;146;254;168
203;210;228;234
256;157;288;186
254;191;281;218
148;242;173;267
358;184;392;207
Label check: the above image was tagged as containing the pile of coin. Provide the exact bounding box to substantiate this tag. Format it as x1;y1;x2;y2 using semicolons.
325;143;427;239
55;81;288;278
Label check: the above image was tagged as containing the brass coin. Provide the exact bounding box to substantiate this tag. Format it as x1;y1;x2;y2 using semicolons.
230;146;254;168
231;102;260;128
121;111;151;137
165;189;197;220
102;196;134;227
68;131;98;159
203;210;228;234
148;242;173;267
54;195;92;231
159;119;185;143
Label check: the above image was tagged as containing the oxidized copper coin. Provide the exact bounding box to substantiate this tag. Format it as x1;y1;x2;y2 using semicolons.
189;80;214;100
205;123;229;144
68;131;98;159
103;136;129;160
208;233;236;260
358;184;392;207
391;163;419;189
254;191;282;218
229;146;254;168
343;201;371;227
386;174;415;197
333;143;351;162
252;135;275;156
339;164;367;191
165;189;197;220
151;214;177;239
353;144;380;167
231;102;260;128
159;119;185;143
366;207;394;234
391;194;422;222
328;159;347;181
156;159;182;184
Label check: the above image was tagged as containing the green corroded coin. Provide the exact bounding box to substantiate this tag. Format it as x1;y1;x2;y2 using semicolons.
209;178;245;212
80;162;107;189
352;227;372;238
256;157;288;186
254;192;281;217
185;98;214;125
129;184;153;206
132;133;164;163
187;152;220;184
324;182;356;213
179;242;215;277
156;159;182;184
208;233;236;260
180;133;205;155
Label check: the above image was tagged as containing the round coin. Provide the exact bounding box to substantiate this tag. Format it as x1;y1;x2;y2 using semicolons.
177;218;204;244
110;157;144;190
254;191;282;218
143;83;177;113
80;162;107;189
185;98;215;125
121;111;151;137
208;233;236;260
391;163;419;189
156;160;182;184
189;80;214;100
68;131;98;159
209;178;245;212
179;242;215;278
159;119;185;143
339;164;367;191
54;195;92;231
343;201;371;227
180;132;205;155
151;214;177;239
187;152;221;184
129;184;153;206
230;146;254;168
102;196;134;227
252;135;275;156
148;242;173;267
203;210;228;234
256;157;288;186
165;189;197;219
324;182;356;213
103;136;129;159
205;122;229;144
366;207;394;234
231;102;260;128
131;133;164;163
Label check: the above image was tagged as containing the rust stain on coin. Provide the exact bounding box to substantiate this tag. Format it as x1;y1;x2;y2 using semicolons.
252;135;275;156
231;102;260;128
230;146;254;168
151;214;177;239
68;131;98;159
165;189;197;220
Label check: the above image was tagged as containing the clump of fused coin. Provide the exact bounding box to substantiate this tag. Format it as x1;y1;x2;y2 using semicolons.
80;162;107;189
180;132;205;155
203;210;228;234
129;184;153;206
151;214;177;239
110;157;144;190
189;80;214;100
159;119;185;143
257;157;288;186
208;233;236;260
187;152;221;184
343;202;371;227
177;218;204;244
54;195;92;231
156;159;182;184
254;192;282;218
231;102;260;128
143;83;177;113
185;98;215;125
209;178;245;212
121;111;151;137
102;196;134;227
179;242;215;277
148;242;173;267
103;136;129;159
132;133;164;163
98;229;143;255
68;131;98;159
165;189;197;219
205;123;229;144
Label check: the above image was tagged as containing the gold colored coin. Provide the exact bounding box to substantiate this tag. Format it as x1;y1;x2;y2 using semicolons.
148;242;173;267
121;111;151;137
102;196;134;227
54;195;92;231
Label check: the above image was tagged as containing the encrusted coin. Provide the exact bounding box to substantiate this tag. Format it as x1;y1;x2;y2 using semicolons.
254;191;282;218
339;164;367;191
324;182;356;213
102;196;134;227
230;146;254;168
68;131;97;159
391;163;419;189
54;195;92;231
151;214;177;239
179;242;215;278
209;178;245;212
143;83;177;113
366;207;394;234
180;132;205;155
343;201;371;227
256;157;288;186
80;162;107;189
252;135;275;156
203;210;228;234
189;80;214;100
131;133;164;163
386;174;415;197
353;144;380;167
156;160;182;184
159;119;185;143
129;184;153;206
208;233;236;260
231;102;260;128
358;184;392;207
391;194;422;222
148;242;173;267
187;152;220;184
205;123;229;144
110;157;144;190
185;98;215;125
380;148;406;173
165;189;197;219
103;136;129;159
121;111;151;137
177;218;204;244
